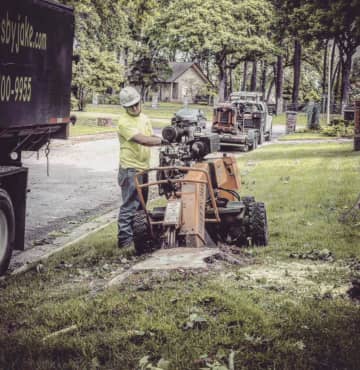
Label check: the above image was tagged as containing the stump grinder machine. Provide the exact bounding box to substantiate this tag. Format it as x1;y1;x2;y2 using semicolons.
133;126;268;253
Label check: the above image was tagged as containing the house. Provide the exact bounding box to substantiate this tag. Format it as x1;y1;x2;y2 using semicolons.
156;62;212;103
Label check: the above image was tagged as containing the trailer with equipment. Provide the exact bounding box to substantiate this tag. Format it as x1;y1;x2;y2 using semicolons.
212;92;273;151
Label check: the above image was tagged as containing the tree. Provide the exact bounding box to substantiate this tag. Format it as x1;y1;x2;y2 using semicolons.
304;0;360;111
60;1;126;110
152;0;275;101
73;49;124;110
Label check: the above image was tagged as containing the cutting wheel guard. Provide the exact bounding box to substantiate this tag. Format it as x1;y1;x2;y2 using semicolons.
134;166;221;238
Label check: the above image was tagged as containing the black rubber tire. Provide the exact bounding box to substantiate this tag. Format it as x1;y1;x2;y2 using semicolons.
248;202;269;246
241;196;255;207
265;126;272;141
258;130;265;145
0;189;15;275
133;210;154;254
251;136;258;151
231;196;255;247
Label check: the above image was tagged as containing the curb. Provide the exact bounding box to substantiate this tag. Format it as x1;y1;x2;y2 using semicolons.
10;209;118;277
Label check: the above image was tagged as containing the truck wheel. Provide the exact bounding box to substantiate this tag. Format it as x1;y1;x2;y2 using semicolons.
248;202;269;246
251;136;258;150
0;189;15;275
133;210;154;255
265;127;272;141
258;130;265;145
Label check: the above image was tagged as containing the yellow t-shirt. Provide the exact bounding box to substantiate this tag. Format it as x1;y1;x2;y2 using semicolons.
118;112;153;170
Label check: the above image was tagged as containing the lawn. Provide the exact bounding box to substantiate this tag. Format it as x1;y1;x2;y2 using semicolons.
278;131;334;141
86;102;214;120
272;112;307;127
1;142;359;369
70;102;210;136
69;110;170;137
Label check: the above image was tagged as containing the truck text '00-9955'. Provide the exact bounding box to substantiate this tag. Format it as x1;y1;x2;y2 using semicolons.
0;75;32;103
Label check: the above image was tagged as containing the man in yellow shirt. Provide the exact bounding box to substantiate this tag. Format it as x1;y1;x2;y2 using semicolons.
117;86;163;248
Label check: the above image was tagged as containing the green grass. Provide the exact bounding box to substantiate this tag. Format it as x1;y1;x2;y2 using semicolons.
1;142;360;369
69;109;169;137
238;142;360;259
272;113;307;127
278;131;332;141
85;102;214;120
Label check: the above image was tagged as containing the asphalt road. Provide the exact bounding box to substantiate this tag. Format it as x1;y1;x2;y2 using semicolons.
23;135;121;248
22;125;285;249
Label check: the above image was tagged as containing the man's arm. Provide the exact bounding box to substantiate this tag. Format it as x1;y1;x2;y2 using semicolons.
131;133;162;146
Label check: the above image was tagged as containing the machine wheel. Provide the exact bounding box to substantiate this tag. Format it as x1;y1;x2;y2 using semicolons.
230;196;255;247
133;210;154;254
248;202;269;246
241;196;255;207
0;189;15;275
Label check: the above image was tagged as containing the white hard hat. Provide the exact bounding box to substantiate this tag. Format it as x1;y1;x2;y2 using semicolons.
119;86;141;107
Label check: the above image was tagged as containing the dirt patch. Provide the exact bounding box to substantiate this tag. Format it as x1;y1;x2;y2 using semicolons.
221;259;350;298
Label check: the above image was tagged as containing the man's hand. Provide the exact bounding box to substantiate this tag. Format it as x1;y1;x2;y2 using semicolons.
131;134;162;146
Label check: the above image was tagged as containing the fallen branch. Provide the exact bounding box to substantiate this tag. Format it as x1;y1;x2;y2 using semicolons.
42;324;78;342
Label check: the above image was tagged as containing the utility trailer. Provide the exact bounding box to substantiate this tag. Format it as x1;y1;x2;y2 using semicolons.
212;92;273;151
0;0;74;274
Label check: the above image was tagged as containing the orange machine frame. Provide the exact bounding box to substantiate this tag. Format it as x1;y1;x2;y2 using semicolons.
134;156;241;248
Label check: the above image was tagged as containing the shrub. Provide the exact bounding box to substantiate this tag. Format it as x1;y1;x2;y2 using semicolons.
322;119;354;137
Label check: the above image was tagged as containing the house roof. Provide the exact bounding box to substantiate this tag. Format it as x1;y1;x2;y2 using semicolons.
164;62;212;85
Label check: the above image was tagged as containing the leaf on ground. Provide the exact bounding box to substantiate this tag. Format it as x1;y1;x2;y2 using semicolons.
201;360;229;370
32;238;52;246
48;230;68;237
139;355;151;369
289;249;334;262
138;356;170;370
182;313;208;330
293;340;306;350
157;358;170;369
244;333;263;344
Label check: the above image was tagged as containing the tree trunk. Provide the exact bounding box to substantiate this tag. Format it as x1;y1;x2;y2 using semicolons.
266;78;275;103
250;61;257;91
322;40;328;99
334;60;342;112
124;47;129;68
330;41;336;90
242;61;248;91
331;61;340;93
217;57;227;102
224;56;228;99
341;54;352;112
275;55;284;114
229;67;233;95
292;39;301;109
261;60;267;99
